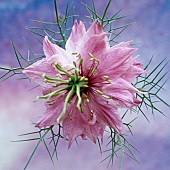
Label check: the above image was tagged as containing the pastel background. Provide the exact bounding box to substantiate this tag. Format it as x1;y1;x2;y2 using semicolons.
0;0;170;170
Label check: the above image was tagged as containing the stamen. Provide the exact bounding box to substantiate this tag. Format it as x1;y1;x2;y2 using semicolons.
88;52;99;62
72;52;78;55
88;52;94;58
82;85;88;88
78;58;84;75
90;57;99;62
96;89;103;95
83;93;89;103
87;53;100;77
73;61;77;68
74;68;79;80
103;75;109;79
107;80;111;84
79;58;83;65
68;115;73;120
102;94;112;99
46;100;55;106
79;76;86;81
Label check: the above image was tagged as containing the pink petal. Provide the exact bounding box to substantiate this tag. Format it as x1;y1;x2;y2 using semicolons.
88;111;97;125
86;20;103;36
62;101;105;147
103;78;141;108
75;21;109;70
97;47;136;80
101;46;136;70
43;36;68;58
65;20;86;53
22;57;57;88
35;95;64;127
113;41;132;48
104;78;140;93
83;121;105;143
43;36;76;68
63;115;105;148
77;33;108;74
121;63;146;82
88;92;123;133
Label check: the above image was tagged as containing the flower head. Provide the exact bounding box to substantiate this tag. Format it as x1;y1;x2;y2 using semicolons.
23;20;145;147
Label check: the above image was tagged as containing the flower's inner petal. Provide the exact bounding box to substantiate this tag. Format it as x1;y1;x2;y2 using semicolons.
65;20;86;53
86;20;103;36
52;54;75;70
43;36;76;67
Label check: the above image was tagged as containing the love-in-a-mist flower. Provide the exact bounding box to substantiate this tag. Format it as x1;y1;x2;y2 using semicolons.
23;20;145;147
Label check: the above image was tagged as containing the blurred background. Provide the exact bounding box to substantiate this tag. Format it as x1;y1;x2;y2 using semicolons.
0;0;170;170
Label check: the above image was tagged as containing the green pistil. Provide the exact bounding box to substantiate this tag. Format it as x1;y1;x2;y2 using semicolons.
42;74;69;83
53;63;72;77
56;85;75;124
35;86;70;100
56;77;87;124
75;84;82;112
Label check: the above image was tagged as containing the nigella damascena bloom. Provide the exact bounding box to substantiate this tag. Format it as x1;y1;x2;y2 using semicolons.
23;20;145;147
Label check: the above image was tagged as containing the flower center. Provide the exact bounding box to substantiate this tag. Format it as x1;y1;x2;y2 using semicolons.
37;61;90;125
37;53;103;125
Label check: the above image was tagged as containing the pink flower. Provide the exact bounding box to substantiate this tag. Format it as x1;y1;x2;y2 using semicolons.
23;20;145;147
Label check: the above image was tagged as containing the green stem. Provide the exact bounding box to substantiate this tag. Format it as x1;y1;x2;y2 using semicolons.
24;127;51;170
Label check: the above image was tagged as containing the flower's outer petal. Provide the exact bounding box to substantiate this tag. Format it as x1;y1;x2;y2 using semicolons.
83;121;105;143
22;57;57;88
35;95;64;127
121;59;146;82
102;47;136;70
103;78;141;108
62;103;105;148
105;78;140;93
65;20;86;53
98;42;145;81
113;41;132;48
82;33;108;57
98;47;136;80
88;92;123;133
43;36;68;58
63;115;84;148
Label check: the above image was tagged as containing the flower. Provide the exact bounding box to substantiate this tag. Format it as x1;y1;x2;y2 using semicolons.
23;20;145;147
